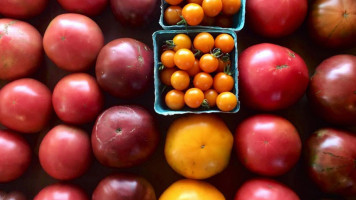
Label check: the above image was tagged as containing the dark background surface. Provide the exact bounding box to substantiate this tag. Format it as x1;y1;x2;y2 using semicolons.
1;0;356;199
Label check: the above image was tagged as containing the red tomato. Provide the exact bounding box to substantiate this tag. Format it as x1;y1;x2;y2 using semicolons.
0;19;42;80
308;55;356;125
0;130;31;183
52;73;103;125
0;0;47;18
235;114;302;176
234;179;300;200
0;78;52;133
246;0;308;37
309;0;356;48
34;184;88;200
0;191;26;200
57;0;108;16
238;43;309;111
39;125;92;180
43;13;104;72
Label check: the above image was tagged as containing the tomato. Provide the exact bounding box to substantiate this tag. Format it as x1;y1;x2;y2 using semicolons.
216;92;237;111
234;179;300;200
193;72;213;91
164;6;183;25
0;0;47;19
57;0;107;16
238;43;309;111
0;78;52;133
161;50;176;68
0;130;31;183
182;3;204;26
235;114;302;176
199;54;219;73
0;19;42;80
170;70;190;90
186;59;201;76
308;55;356;125
172;34;192;51
184;88;204;108
187;0;203;4
215;14;233;28
309;0;356;48
160;67;177;86
217;58;231;72
221;0;241;15
159;179;225;200
0;191;26;200
193;32;215;53
165;89;185;110
165;0;183;5
52;73;103;125
204;89;218;107
34;184;88;200
214;33;234;53
164;114;233;179
213;72;234;93
173;48;195;70
202;0;222;17
43;13;104;72
246;0;308;37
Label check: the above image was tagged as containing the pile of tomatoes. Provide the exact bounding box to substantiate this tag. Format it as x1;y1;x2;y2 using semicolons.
163;0;241;27
159;32;238;112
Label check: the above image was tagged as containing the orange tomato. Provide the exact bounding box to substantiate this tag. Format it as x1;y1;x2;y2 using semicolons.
164;6;183;25
159;179;226;200
216;14;233;28
199;53;219;73
193;72;213;91
202;0;223;17
161;50;175;68
193;32;215;53
216;91;237;111
164;114;233;179
182;3;204;26
172;34;191;51
214;33;235;53
217;58;231;72
187;0;203;4
165;89;185;110
160;67;177;86
184;88;204;108
171;70;190;90
221;0;241;15
204;89;218;107
165;0;183;6
213;72;234;93
173;48;195;70
186;58;201;76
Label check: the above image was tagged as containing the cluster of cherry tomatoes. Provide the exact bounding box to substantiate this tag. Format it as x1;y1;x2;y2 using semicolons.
159;32;238;112
163;0;241;27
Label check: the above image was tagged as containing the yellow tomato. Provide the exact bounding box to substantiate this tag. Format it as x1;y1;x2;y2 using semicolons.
159;179;225;200
164;114;233;179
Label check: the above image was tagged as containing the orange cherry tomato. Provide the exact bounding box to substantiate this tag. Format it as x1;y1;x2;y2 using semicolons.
165;89;185;110
193;72;213;91
174;48;195;70
182;3;204;26
172;34;192;51
193;32;215;53
221;0;241;15
161;50;175;68
165;0;183;6
202;0;223;17
201;15;216;26
216;58;231;72
160;67;177;86
187;0;203;4
184;88;204;108
216;91;237;111
171;70;190;90
214;33;234;53
186;58;201;76
213;72;234;93
204;89;218;107
216;14;233;28
199;54;219;73
164;6;183;25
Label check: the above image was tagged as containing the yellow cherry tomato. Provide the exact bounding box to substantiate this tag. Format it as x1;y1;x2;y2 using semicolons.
164;114;233;179
182;3;204;26
216;91;237;111
173;34;192;51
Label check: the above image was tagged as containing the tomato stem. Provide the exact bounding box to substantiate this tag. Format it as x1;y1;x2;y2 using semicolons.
201;99;210;109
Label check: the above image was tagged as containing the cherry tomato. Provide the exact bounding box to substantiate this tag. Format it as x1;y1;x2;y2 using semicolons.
221;0;241;15
186;59;201;76
199;54;219;73
204;89;218;107
164;6;183;25
187;0;203;4
172;34;192;51
171;70;190;90
202;0;222;17
215;33;234;53
216;14;233;28
214;72;234;93
165;89;185;110
174;48;195;70
161;50;175;68
217;58;231;72
216;92;237;111
184;88;204;108
165;0;183;6
182;3;204;26
193;72;213;91
193;32;215;53
160;67;177;86
201;15;216;26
